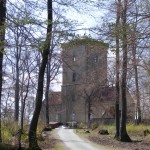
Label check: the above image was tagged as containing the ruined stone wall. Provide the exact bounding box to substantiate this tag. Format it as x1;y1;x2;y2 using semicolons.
61;41;108;123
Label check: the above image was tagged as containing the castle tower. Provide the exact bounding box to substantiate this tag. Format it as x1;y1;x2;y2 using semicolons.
61;38;108;123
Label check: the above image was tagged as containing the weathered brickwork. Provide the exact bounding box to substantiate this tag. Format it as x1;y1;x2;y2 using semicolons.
61;40;108;123
40;39;135;124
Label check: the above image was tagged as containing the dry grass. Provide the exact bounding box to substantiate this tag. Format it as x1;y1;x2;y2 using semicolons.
0;121;58;150
76;123;150;150
39;129;66;150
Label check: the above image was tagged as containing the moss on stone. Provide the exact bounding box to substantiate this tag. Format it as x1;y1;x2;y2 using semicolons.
61;37;109;49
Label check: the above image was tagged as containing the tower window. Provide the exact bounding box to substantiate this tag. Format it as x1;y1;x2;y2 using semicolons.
73;55;76;62
94;55;98;63
72;72;76;82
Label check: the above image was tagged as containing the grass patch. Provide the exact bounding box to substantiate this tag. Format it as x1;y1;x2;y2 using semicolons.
127;123;150;133
76;123;150;150
75;129;124;150
90;123;150;136
1;120;19;143
0;120;47;149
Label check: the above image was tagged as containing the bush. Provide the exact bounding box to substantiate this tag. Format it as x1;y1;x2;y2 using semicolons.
91;123;98;130
1;119;30;144
1;119;19;143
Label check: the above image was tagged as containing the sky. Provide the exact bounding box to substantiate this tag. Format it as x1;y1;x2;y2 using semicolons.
50;2;107;91
8;0;109;92
65;7;105;35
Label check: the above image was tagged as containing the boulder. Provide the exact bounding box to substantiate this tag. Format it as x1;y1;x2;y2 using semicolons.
49;122;63;129
85;130;90;133
99;129;109;135
42;127;52;132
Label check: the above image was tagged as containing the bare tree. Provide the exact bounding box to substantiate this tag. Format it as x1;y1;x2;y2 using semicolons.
130;25;141;124
14;25;21;122
79;86;95;128
115;0;121;139
0;0;7;143
120;0;132;142
45;52;61;125
28;0;53;149
18;50;33;149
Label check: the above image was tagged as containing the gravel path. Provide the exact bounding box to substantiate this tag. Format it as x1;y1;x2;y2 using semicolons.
56;128;105;150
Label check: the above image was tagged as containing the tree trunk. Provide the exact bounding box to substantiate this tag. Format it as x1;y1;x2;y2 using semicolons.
87;99;91;128
120;0;132;142
135;65;141;124
132;46;141;124
28;0;52;149
115;0;121;139
18;71;30;149
14;38;20;122
0;0;7;143
131;24;141;125
45;61;51;126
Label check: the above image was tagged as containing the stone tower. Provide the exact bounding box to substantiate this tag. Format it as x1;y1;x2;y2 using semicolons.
61;38;108;123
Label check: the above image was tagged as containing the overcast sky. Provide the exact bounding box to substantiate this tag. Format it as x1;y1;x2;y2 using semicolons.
51;1;110;91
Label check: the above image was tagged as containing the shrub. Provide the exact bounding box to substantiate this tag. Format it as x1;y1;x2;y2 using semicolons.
91;123;98;130
1;119;19;143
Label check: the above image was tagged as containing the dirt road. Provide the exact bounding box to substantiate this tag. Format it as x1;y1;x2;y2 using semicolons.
56;128;105;150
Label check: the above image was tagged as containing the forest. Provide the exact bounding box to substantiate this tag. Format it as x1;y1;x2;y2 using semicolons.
0;0;150;150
